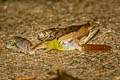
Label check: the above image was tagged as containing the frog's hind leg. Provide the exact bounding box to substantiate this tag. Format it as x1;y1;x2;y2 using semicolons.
74;28;99;51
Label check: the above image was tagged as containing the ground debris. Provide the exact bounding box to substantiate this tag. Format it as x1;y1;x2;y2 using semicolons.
0;49;8;53
48;69;80;80
12;76;37;80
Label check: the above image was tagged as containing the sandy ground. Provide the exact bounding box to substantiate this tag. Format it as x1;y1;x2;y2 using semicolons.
0;0;120;80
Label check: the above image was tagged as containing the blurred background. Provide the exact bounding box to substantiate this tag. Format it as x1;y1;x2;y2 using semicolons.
0;0;120;80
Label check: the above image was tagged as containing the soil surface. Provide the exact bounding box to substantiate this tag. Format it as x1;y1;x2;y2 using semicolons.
0;0;120;80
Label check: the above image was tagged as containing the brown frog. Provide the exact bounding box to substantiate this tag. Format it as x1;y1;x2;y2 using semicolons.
6;22;99;54
38;22;99;51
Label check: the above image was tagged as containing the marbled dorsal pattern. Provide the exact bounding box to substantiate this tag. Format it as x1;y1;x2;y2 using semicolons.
38;23;92;41
56;22;92;39
38;28;59;41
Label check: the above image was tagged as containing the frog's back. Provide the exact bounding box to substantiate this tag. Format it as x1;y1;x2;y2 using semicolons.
55;25;82;38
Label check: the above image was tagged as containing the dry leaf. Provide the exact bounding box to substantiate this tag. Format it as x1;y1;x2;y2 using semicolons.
48;69;80;80
0;49;8;53
15;76;37;80
82;44;111;52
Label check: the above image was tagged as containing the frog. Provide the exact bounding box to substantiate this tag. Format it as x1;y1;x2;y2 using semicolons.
37;21;99;51
6;22;99;54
